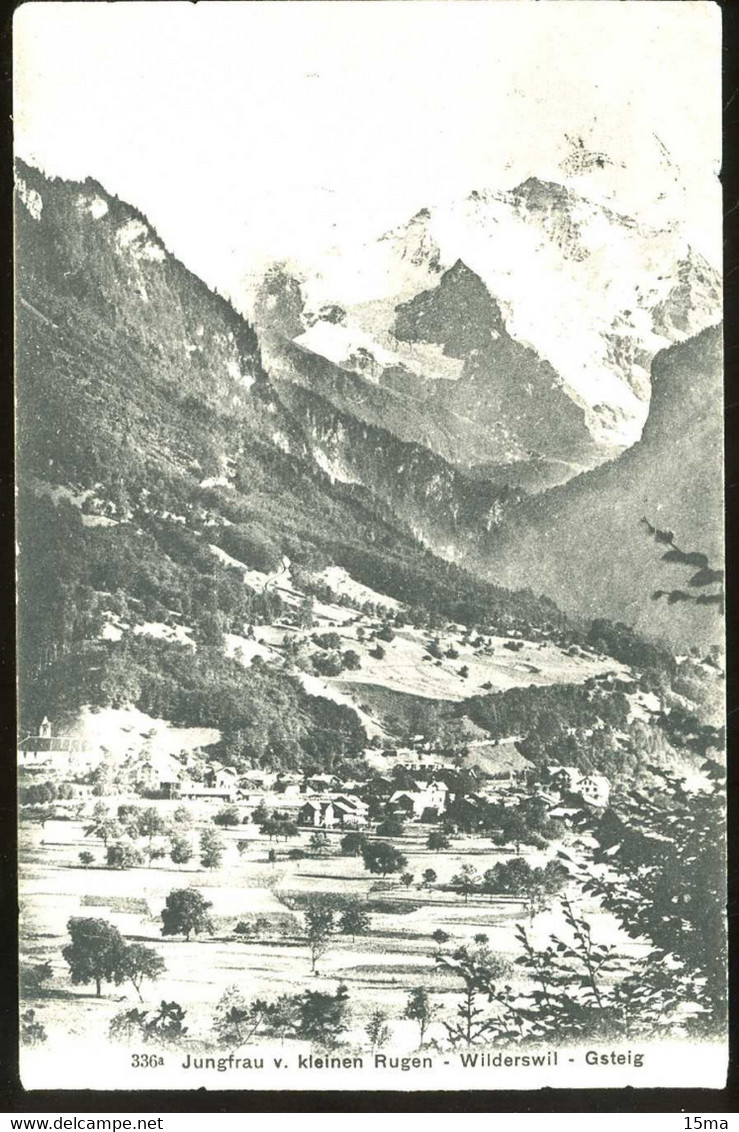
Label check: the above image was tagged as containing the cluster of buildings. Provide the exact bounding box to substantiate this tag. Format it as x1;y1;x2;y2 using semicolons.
19;720;611;829
541;765;611;810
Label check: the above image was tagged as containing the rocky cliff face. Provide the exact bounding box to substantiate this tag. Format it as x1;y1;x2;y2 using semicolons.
17;159;722;662
14;159;455;617
275;379;521;558
14;160;309;492
392;260;596;464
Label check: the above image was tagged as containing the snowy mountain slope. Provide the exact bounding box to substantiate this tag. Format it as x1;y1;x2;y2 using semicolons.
252;176;720;474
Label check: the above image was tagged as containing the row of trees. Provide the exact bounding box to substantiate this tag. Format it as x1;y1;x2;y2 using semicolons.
448;858;567;914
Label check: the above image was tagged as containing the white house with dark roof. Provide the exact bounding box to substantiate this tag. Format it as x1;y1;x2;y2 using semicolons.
389;780;448;820
298;794;369;829
545;765;610;809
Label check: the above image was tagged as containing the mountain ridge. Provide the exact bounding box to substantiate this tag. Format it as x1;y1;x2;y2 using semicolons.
251;175;720;472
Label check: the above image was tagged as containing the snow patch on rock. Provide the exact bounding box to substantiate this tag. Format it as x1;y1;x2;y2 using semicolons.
16;177;42;220
271;431;292;454
312;447;359;485
115;218;166;262
226;358;255;389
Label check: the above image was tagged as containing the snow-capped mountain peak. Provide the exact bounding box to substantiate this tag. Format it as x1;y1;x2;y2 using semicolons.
252;171;720;469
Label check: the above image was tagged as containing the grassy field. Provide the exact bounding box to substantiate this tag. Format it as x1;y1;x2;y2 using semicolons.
258;620;623;703
19;801;646;1065
17;796;647;1068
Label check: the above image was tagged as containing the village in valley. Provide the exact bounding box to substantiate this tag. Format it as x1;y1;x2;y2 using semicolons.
18;551;698;1075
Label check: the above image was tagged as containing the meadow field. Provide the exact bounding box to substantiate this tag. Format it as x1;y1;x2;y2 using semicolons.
19;803;616;1055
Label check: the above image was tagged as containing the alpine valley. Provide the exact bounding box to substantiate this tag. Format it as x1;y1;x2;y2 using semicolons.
15;156;723;782
13;4;728;1084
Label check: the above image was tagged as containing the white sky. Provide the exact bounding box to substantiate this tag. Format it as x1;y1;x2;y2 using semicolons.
14;1;722;306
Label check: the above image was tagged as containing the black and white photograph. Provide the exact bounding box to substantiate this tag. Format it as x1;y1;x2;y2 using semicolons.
13;0;725;1092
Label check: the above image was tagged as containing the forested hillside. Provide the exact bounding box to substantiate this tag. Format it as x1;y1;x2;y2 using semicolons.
16;161;580;770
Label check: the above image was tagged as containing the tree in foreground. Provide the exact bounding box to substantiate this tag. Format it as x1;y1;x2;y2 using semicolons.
641;517;724;612
136;807;170;862
212;985;299;1049
361;840;407;877
295;984;350;1049
169;833;194;867
251;802;269;826
145;1000;187;1041
160;889;214;941
200;828;224;870
260;994;302;1043
309;831;330;855
78;851;94;868
261;817;298;841
426;830;451;851
497;812;528;855
173;805;193;827
365;1008;391;1051
110;1000;189;1047
340;831;367;856
106;841;144;869
450;863;480;903
120;943;166;1002
404;987;435;1048
376;817;405;838
303;900;335;973
21;962;53;997
338;898;371;941
85;810;122;847
568;762;728;1037
436;943;510;1046
214;806;240;829
212;985;265;1049
20;1009;47;1047
422;868;437;887
62;917;128;998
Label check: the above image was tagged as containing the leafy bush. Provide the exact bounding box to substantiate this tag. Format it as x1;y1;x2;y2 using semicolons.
106;841;143;869
109;1001;188;1046
312;632;342;651
20;1009;47;1047
212;524;282;574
